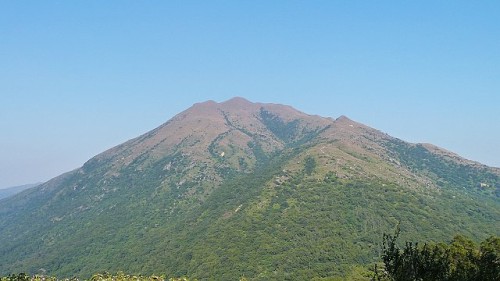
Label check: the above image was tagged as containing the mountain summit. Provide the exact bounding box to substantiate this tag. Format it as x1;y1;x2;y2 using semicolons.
0;98;498;279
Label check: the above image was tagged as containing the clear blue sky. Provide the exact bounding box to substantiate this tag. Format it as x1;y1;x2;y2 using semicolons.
1;1;499;188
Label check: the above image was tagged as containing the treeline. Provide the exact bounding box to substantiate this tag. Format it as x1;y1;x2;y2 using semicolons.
375;230;499;281
2;233;498;281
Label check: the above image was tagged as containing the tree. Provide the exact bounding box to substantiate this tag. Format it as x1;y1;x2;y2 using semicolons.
304;156;316;175
448;235;479;281
477;236;500;281
375;232;500;281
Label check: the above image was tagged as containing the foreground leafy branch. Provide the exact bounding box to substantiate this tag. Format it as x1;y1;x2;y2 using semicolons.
0;273;259;281
0;273;197;281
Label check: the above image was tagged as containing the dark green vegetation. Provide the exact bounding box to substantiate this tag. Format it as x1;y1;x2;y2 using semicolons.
376;230;500;281
0;98;498;280
2;234;498;281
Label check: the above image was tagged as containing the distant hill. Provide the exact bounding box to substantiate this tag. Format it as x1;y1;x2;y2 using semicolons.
0;183;39;200
0;97;498;279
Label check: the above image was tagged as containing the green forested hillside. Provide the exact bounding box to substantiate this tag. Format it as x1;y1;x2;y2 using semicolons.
145;155;498;279
2;234;498;280
0;98;498;280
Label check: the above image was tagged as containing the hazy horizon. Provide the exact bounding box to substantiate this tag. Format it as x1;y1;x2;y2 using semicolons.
1;1;499;189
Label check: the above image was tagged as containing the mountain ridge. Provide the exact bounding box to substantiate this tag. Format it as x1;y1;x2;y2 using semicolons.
0;183;40;200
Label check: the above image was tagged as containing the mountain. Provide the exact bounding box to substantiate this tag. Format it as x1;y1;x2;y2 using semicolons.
0;183;39;200
0;97;498;279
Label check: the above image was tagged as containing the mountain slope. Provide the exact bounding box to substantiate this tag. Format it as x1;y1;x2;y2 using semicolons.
0;183;39;200
0;97;498;279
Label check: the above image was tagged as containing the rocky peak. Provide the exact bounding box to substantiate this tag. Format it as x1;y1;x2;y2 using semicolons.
221;96;254;107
